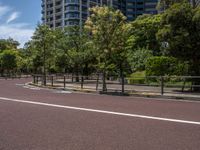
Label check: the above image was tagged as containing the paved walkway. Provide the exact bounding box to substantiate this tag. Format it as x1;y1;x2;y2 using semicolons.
33;79;200;100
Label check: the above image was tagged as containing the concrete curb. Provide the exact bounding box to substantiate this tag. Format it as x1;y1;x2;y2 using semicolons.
27;82;200;102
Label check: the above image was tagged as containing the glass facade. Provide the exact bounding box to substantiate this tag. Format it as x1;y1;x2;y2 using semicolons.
126;0;158;20
41;0;159;28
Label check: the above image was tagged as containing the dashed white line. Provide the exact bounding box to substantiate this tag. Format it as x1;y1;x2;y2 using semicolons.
0;96;200;125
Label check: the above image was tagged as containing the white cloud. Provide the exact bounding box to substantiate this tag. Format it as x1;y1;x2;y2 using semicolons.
6;12;20;23
0;24;34;48
0;3;34;48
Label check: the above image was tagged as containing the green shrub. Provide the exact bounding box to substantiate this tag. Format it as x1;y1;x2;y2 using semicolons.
0;50;18;70
146;56;178;76
128;48;153;72
127;71;146;84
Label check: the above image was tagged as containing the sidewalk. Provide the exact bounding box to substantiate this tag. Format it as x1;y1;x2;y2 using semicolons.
29;80;200;101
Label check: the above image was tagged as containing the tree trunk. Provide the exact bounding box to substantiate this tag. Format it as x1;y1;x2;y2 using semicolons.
0;69;4;77
102;70;107;92
43;42;46;86
190;63;200;92
192;79;200;92
85;63;89;80
120;67;125;93
75;65;79;82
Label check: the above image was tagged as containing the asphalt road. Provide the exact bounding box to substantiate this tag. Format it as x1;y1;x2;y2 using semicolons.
0;78;200;150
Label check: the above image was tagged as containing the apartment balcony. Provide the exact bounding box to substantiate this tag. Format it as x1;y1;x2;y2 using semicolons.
55;11;63;16
46;7;54;11
55;0;62;2
64;16;80;20
41;3;45;7
46;0;53;5
65;2;79;6
46;20;54;24
64;10;80;14
55;18;62;23
55;4;62;9
46;13;54;18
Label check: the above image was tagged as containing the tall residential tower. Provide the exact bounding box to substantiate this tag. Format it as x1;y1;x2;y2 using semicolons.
41;0;158;29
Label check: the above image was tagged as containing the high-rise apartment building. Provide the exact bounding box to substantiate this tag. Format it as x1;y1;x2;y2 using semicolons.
126;0;158;20
41;0;158;29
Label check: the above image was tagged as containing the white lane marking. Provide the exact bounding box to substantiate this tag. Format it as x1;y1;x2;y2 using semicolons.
0;97;200;125
23;86;41;90
53;90;72;94
16;84;24;86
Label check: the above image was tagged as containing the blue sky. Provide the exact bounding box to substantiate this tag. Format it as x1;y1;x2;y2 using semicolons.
0;0;41;47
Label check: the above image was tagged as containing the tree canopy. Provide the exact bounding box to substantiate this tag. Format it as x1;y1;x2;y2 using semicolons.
157;2;200;75
0;38;19;51
85;6;128;91
130;14;162;55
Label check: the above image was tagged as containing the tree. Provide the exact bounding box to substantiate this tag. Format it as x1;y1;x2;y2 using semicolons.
0;50;18;76
146;56;180;76
128;48;153;72
31;24;56;85
85;6;127;91
129;14;161;55
111;23;132;93
55;54;69;73
23;41;43;74
157;3;200;90
157;0;188;11
0;38;19;51
56;26;95;81
15;49;29;74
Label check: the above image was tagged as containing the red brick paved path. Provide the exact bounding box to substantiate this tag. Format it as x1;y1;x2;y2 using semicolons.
0;78;200;150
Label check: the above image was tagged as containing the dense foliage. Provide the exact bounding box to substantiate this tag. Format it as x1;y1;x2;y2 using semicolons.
157;2;200;76
0;38;24;76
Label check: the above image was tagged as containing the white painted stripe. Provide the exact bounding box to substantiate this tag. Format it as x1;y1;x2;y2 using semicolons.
0;97;200;125
54;91;72;94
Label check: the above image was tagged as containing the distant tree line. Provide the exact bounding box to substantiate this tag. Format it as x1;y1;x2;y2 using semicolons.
0;38;28;76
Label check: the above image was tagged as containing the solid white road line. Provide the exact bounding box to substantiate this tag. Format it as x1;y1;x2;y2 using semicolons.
0;96;200;125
